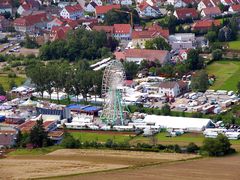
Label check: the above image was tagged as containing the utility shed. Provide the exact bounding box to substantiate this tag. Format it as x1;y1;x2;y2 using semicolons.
144;115;214;132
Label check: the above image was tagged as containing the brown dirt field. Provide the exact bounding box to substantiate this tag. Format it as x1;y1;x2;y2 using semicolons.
65;154;240;180
0;149;199;179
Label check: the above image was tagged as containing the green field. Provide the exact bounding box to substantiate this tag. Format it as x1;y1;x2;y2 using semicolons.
228;41;240;50
8;146;61;156
206;61;240;91
70;132;132;143
0;75;26;91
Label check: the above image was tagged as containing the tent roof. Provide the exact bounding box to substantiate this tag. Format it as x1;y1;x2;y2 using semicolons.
144;115;213;130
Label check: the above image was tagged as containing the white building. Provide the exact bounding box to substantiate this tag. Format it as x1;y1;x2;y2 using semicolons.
168;33;196;50
113;24;132;40
144;115;214;132
197;0;215;11
0;3;12;15
85;1;98;13
113;0;133;5
137;2;161;18
159;81;188;97
60;4;84;20
167;0;187;8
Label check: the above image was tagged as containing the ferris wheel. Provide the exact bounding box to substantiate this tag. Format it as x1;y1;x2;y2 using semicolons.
101;60;126;125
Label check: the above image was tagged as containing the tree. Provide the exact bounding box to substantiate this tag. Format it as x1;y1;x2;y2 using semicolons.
187;49;203;70
23;34;39;49
161;104;171;115
61;132;80;148
159;15;177;34
205;31;217;42
186;142;199;153
123;61;139;80
26;63;48;99
104;6;140;26
237;81;240;94
191;70;209;92
145;37;171;51
9;79;16;90
0;83;6;95
29;119;50;148
202;134;232;156
212;49;222;60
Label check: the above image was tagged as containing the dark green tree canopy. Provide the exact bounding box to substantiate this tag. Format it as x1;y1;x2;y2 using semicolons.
145;37;171;51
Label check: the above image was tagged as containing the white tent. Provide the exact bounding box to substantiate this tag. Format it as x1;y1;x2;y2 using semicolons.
143;115;214;132
19;99;38;107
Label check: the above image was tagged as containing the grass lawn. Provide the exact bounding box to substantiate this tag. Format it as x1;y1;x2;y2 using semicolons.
8;146;62;156
0;74;26;91
228;41;240;50
206;61;240;91
70;132;132;143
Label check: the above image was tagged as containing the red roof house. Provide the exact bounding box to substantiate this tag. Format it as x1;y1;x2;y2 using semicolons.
192;19;221;31
115;49;170;64
13;11;49;32
95;4;120;19
201;7;221;18
229;4;240;13
113;24;132;40
173;8;199;20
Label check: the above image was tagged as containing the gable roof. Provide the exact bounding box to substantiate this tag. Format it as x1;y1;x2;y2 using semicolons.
230;4;240;11
159;81;178;89
92;25;114;33
95;4;120;14
201;0;214;7
175;8;198;19
202;7;221;15
113;24;131;34
192;19;221;30
14;12;48;26
64;4;83;13
138;1;159;11
116;49;169;63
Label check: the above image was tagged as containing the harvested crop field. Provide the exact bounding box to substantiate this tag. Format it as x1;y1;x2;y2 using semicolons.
0;149;199;179
67;154;240;180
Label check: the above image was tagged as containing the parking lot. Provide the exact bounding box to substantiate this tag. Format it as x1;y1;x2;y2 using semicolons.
167;90;239;114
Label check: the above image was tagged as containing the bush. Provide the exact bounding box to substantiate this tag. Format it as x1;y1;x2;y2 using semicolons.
186;142;199;153
8;72;17;78
201;134;234;156
61;133;80;148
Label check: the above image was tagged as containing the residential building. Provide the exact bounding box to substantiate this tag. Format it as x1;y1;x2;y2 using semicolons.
169;33;196;50
0;130;17;148
137;1;161;18
221;0;235;6
92;25;114;37
0;2;12;15
49;26;71;41
113;0;133;5
114;49;170;64
60;4;84;20
229;4;240;13
17;0;40;15
197;0;215;11
191;19;221;31
167;0;188;8
113;24;132;40
47;17;64;30
13;11;49;33
85;1;98;13
132;24;169;48
201;7;221;18
95;4;120;20
159;81;188;97
173;8;199;20
0;15;11;31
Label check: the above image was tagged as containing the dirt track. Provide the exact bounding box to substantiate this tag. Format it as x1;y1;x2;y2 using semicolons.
65;154;240;180
0;149;198;179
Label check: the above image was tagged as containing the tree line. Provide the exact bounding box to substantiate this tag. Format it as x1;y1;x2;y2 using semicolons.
26;61;102;102
39;28;118;61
